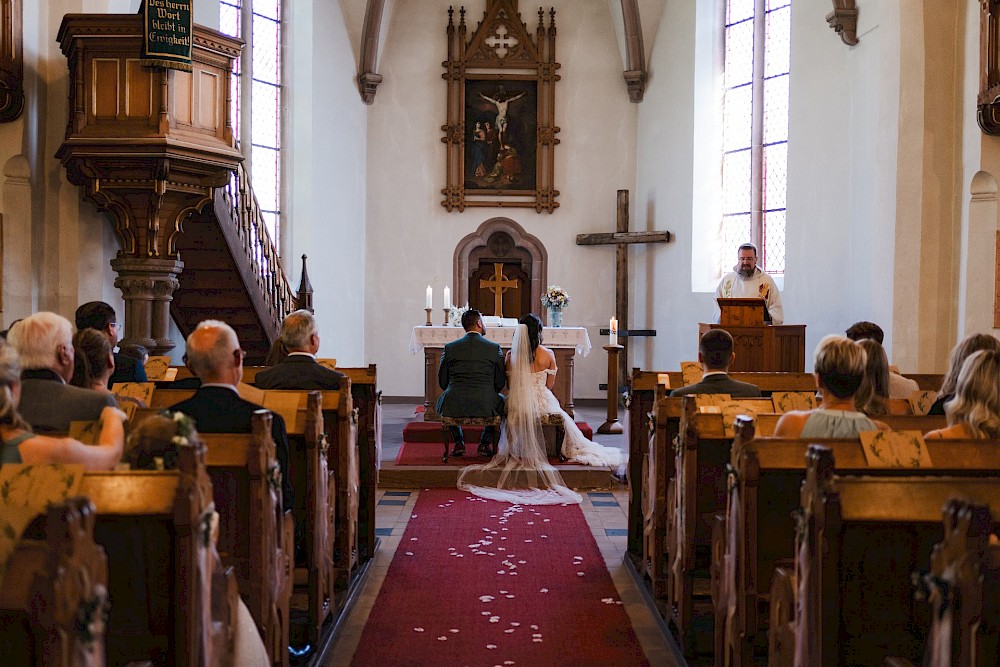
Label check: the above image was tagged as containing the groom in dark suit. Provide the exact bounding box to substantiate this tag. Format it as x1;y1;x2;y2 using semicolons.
669;329;762;397
436;309;507;457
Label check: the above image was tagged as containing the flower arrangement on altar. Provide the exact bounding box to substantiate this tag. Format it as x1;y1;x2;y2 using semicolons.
447;305;469;327
540;285;571;309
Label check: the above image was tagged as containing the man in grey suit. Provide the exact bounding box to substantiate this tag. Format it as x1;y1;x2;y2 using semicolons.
8;312;118;433
669;329;762;398
436;309;507;457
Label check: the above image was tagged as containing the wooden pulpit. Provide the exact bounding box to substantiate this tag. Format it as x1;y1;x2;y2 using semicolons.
717;297;766;326
700;300;806;372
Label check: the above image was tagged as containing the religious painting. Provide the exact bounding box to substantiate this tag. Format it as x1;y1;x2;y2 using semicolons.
441;1;560;212
464;78;537;192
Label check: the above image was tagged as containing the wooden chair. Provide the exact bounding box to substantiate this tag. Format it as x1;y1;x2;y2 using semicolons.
79;440;239;666
775;445;1000;667
715;417;998;667
201;412;293;667
440;415;501;461
0;497;109;667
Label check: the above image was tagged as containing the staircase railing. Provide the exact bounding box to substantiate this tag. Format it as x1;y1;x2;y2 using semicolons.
217;162;306;332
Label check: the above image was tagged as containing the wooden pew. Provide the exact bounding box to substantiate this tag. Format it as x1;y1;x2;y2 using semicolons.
668;395;776;656
201;412;293;667
717;417;996;667
79;441;239;666
906;498;1000;667
773;446;1000;667
0;497;109;667
338;365;380;567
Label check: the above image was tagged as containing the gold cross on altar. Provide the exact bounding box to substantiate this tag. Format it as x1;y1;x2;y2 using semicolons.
479;262;519;317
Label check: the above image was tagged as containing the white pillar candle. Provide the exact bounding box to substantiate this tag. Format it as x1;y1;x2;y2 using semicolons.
443;286;451;309
610;317;618;346
426;286;432;309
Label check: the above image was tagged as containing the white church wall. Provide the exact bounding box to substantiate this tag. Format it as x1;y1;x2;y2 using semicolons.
283;0;368;365
365;0;638;397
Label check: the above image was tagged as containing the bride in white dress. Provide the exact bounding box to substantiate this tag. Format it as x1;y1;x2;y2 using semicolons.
457;314;625;505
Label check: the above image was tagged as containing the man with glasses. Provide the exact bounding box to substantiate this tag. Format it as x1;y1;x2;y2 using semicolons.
74;301;148;387
169;320;294;510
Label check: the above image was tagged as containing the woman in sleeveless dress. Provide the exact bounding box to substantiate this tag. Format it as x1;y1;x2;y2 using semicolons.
774;335;888;438
457;314;624;504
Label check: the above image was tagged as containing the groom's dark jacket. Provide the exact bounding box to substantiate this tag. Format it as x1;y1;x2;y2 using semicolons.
436;331;507;417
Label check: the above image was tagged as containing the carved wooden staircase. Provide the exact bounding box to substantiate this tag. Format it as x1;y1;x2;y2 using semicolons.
172;163;311;365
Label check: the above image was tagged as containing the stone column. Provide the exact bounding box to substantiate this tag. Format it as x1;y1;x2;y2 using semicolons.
111;257;183;355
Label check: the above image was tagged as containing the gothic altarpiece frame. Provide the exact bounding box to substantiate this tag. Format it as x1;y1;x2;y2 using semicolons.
441;1;560;213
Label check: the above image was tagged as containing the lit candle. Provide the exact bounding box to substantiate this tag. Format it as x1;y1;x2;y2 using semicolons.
443;286;451;309
610;317;618;346
426;286;432;309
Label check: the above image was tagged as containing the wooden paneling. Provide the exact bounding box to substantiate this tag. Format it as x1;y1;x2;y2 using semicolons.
92;58;119;118
198;69;219;130
173;69;193;124
125;58;152;118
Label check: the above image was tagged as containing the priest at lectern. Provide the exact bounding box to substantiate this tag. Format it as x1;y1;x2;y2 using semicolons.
715;242;783;325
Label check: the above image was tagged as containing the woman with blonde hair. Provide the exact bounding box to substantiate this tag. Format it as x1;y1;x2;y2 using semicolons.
774;335;888;438
0;341;125;468
928;333;1000;415
854;338;890;417
925;350;1000;439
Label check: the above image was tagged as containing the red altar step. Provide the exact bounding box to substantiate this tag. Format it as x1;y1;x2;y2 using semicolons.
401;419;592;443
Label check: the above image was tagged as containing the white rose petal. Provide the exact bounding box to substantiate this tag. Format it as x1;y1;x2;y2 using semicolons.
437;636;448;641
414;627;424;632
486;644;497;649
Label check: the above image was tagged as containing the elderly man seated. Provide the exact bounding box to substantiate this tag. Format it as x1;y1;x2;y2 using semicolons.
254;309;345;390
7;312;118;433
169;320;294;510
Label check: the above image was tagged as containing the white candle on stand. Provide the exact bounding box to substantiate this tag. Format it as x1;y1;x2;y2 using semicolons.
443;287;451;309
610;317;618;346
426;286;433;309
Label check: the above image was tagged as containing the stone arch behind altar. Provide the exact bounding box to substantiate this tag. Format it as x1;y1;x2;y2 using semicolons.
453;218;549;322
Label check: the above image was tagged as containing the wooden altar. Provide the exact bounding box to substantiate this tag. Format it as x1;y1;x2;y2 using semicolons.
410;326;591;420
698;323;806;372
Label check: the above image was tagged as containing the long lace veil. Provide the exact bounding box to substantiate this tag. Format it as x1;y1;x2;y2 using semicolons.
456;324;582;505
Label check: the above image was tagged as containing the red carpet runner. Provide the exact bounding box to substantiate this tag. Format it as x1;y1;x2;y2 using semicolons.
352;489;648;666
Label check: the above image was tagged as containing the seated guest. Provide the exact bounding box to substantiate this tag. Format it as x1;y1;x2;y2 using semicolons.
926;350;1000;439
74;301;147;387
928;333;1000;415
255;310;345;390
774;335;888;438
854;338;890;417
264;338;289;367
845;320;918;398
118;343;149;367
669;329;761;397
168;320;294;509
70;328;115;392
7;312;118;433
0;341;124;468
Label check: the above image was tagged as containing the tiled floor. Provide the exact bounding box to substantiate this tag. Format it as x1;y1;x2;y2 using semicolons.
322;402;682;666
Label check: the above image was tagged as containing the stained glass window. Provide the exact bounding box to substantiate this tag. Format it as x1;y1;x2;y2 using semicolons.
720;0;790;275
219;0;282;245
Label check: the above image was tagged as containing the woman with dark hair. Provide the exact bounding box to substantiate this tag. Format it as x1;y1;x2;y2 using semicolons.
458;313;623;505
70;328;115;392
854;338;890;417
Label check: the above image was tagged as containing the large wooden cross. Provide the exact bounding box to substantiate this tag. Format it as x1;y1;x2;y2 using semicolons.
480;262;520;317
576;190;672;385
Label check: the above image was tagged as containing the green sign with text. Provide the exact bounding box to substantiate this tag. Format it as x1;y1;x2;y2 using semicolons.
141;0;193;71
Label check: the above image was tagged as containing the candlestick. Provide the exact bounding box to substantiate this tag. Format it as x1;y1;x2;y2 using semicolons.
442;307;451;326
424;307;433;326
598;344;625;435
443;286;451;309
425;285;433;309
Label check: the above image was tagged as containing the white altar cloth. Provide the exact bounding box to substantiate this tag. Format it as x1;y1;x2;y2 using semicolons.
408;325;592;357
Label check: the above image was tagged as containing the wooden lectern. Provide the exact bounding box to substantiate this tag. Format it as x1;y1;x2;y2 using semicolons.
717;298;767;326
701;298;806;372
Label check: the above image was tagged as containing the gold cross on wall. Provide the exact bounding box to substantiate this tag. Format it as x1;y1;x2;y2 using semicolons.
479;262;519;318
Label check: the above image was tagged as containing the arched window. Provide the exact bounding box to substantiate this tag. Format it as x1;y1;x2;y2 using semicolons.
720;0;790;274
219;0;283;244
